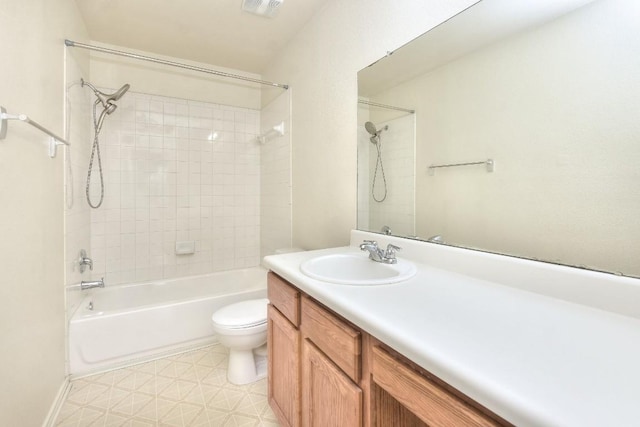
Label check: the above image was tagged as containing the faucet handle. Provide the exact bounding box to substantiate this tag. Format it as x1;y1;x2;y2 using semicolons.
78;249;93;273
360;239;378;249
384;244;402;259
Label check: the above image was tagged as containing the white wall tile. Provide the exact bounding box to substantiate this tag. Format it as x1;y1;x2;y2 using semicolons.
90;91;265;284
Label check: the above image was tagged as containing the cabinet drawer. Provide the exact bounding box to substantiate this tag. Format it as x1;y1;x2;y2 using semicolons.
300;296;361;382
372;346;506;427
268;272;300;326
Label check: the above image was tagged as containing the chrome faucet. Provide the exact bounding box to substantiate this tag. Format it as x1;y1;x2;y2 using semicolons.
81;278;104;290
359;240;401;264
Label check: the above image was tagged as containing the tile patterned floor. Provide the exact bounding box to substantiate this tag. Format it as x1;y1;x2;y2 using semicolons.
54;345;280;426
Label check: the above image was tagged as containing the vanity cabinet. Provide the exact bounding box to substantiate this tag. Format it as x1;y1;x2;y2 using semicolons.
267;273;301;427
267;272;509;427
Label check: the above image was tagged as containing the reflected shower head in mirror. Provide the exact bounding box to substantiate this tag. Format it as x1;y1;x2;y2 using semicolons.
364;121;388;144
365;121;378;135
365;121;389;202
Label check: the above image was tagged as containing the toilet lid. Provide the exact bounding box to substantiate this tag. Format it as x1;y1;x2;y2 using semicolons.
212;298;269;329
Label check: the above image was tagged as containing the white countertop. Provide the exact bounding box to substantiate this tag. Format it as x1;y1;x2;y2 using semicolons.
263;234;640;427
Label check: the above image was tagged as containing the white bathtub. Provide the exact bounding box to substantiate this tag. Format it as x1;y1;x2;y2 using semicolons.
69;267;267;375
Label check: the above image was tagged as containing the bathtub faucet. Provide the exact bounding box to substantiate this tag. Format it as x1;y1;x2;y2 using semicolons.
81;278;104;290
78;249;93;273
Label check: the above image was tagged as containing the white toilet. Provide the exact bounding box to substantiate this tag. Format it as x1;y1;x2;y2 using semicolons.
211;298;269;385
212;248;304;385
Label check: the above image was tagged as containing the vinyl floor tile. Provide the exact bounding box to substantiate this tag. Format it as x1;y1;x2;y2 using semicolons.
55;345;279;427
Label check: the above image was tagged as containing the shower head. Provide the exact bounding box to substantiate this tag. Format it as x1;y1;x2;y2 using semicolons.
103;102;118;115
365;121;388;143
109;84;130;102
365;121;378;136
81;78;130;111
364;121;388;136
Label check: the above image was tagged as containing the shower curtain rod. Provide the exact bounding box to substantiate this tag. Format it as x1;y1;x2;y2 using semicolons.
64;40;289;90
358;99;415;114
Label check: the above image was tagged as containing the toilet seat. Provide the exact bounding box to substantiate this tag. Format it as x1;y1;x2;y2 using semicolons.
211;298;268;329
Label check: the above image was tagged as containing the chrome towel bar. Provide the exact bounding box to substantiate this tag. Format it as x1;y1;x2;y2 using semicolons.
1;105;69;158
428;159;494;175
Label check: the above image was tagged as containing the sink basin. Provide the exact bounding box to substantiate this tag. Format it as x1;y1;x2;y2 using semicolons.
300;253;417;285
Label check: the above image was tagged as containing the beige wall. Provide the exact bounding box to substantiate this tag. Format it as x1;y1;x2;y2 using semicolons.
0;1;88;425
261;0;477;250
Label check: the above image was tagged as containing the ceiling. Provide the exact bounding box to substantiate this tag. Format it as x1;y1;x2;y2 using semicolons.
74;0;329;74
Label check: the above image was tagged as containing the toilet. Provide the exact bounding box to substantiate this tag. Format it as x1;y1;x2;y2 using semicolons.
212;248;304;385
211;298;269;385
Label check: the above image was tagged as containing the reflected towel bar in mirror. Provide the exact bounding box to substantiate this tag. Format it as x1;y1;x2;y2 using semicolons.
428;159;494;175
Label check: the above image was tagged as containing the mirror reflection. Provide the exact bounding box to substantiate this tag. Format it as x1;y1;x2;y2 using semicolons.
357;0;640;278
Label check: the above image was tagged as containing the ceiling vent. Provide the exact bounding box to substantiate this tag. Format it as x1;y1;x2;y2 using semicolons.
242;0;284;18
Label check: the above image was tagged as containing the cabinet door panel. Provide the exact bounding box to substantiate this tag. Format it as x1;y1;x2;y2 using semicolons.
302;339;362;427
268;304;300;427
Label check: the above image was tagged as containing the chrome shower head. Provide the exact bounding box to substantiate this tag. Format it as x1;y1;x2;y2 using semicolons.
365;121;388;136
365;121;378;136
104;103;118;115
82;78;130;111
365;121;388;144
110;83;130;102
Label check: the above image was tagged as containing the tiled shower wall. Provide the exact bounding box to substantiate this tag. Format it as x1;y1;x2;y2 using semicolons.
89;91;261;285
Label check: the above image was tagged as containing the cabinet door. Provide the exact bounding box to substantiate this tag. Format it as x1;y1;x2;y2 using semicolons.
268;304;300;427
302;339;362;427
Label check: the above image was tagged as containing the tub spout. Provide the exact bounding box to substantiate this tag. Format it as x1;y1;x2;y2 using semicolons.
81;278;104;290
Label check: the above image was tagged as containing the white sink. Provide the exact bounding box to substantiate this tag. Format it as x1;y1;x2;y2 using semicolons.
300;253;417;285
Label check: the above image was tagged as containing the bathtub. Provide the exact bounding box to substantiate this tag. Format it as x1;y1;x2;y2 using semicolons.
69;267;267;375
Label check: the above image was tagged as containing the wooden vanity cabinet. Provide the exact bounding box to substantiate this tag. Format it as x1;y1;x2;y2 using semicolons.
268;272;366;427
300;295;364;426
267;272;510;427
267;273;301;427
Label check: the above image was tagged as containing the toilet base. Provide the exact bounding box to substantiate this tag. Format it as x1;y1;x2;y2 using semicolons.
227;344;268;385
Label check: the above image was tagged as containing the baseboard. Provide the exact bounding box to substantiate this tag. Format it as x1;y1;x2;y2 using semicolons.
42;377;71;427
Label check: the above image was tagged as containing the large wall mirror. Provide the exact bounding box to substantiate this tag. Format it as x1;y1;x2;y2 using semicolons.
357;0;640;278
